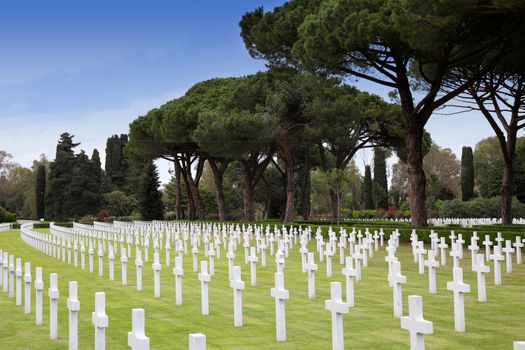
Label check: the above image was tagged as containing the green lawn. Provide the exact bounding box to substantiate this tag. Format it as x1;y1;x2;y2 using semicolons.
0;228;524;349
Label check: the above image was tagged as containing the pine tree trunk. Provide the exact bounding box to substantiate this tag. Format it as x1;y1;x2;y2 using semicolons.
302;165;311;220
405;117;428;228
208;160;227;221
501;163;513;225
282;142;295;222
187;176;206;221
243;181;256;221
329;188;340;223
182;175;195;220
174;160;183;220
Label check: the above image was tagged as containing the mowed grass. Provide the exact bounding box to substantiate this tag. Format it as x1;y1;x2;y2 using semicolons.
0;229;524;349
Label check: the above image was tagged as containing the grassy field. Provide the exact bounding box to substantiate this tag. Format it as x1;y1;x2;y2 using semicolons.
0;228;524;349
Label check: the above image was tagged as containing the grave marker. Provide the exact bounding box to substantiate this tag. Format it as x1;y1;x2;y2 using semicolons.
24;262;31;314
173;256;183;305
325;282;349;350
67;281;80;350
35;267;43;326
270;272;289;341
341;257;356;307
306;253;318;299
49;273;59;340
128;308;150;350
198;260;211;316
388;260;407;318
92;292;109;350
189;333;206;350
400;295;433;350
230;266;245;327
446;267;470;332
472;253;490;303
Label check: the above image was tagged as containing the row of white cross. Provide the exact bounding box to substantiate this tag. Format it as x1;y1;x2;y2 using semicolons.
14;221;525;350
0;247;208;350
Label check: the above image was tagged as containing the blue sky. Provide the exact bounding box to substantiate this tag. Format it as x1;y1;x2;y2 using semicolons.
0;0;508;184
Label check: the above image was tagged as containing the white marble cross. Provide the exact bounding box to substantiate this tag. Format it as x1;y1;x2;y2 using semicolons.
135;248;143;291
306;252;318;299
67;281;80;350
400;295;433;350
198;260;211;316
456;234;465;258
388;260;407;318
325;282;349;350
98;244;104;277
35;267;43;326
0;250;3;290
173;256;183;305
490;246;504;285
513;237;523;264
189;333;206;350
450;242;461;268
248;247;258;286
275;250;285;273
341;256;356;307
48;273;59;340
503;240;515;273
92;292;109;350
89;242;94;273
2;252;8;293
74;242;79;267
24;262;31;314
128;308;150;350
270;272;289;341
15;258;22;306
446;267;470;332
514;341;525;350
165;242;171;267
424;250;439;294
192;246;199;273
226;244;235;280
415;242;426;275
121;247;128;286
230;266;245;327
495;232;504;250
467;237;479;271
108;245;115;281
260;241;267;267
325;247;334;277
472;253;490;303
8;255;14;299
152;252;162;298
438;237;448;266
299;241;308;272
482;235;492;261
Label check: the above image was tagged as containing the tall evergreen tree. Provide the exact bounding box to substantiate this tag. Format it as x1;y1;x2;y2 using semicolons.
373;148;389;209
139;160;163;220
105;134;129;190
35;165;46;219
461;146;475;201
45;133;78;220
362;165;374;210
68;150;102;219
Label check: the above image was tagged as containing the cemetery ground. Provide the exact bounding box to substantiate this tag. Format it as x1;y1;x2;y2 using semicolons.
0;228;524;349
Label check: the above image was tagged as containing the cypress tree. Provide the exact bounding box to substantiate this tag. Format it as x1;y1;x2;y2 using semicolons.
35;165;46;219
46;133;79;220
461;146;475;201
105;134;129;190
373;148;389;209
139;160;164;220
68;150;102;218
362;165;374;210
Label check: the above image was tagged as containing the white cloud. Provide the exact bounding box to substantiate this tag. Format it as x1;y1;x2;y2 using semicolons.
0;89;183;184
